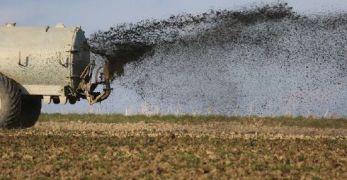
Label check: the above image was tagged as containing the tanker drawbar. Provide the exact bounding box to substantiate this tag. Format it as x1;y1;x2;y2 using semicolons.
0;23;112;129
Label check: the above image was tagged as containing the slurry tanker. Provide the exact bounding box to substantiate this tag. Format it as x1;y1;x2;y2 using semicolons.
0;23;111;128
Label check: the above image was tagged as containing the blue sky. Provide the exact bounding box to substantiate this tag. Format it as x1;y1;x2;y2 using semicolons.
1;0;346;35
1;0;346;114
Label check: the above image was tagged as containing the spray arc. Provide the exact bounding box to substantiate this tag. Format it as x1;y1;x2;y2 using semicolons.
89;4;347;116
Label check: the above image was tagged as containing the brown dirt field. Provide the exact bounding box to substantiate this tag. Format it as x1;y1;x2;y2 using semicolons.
1;119;347;179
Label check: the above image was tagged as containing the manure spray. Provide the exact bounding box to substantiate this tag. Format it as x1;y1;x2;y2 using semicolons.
88;3;347;116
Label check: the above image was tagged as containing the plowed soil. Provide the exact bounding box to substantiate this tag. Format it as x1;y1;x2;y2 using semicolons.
1;115;346;179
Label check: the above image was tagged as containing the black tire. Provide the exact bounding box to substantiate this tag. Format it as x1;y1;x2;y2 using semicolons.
0;74;42;129
0;73;22;128
19;95;42;128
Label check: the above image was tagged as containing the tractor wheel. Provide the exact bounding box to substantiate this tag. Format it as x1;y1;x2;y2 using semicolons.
19;95;42;128
0;74;22;128
0;74;42;129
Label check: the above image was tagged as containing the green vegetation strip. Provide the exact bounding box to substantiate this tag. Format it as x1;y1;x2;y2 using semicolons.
39;114;347;129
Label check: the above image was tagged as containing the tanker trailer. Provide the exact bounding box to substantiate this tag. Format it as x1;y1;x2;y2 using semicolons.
0;23;111;129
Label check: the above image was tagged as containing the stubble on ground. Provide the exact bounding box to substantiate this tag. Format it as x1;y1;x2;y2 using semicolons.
0;116;346;179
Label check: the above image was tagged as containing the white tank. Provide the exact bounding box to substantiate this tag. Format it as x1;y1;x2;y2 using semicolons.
0;24;111;129
0;23;90;96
